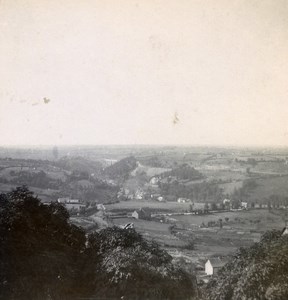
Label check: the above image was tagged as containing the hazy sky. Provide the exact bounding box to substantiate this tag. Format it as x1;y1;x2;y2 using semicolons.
0;0;288;146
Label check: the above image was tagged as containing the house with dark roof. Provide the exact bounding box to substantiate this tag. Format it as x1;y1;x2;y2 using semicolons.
132;208;151;220
205;258;227;275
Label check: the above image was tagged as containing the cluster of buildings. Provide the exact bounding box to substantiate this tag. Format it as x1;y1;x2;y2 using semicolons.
177;197;192;203
117;188;145;200
57;197;85;211
222;198;270;210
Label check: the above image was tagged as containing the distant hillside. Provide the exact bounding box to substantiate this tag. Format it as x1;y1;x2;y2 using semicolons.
55;156;103;175
137;155;165;168
162;164;203;181
244;176;288;204
131;164;171;178
103;156;137;180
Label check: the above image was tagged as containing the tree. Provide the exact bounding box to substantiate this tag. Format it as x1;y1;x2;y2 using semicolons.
87;227;196;299
189;203;194;212
219;203;225;210
247;158;257;166
218;219;223;229
0;186;87;300
231;198;241;209
210;202;217;211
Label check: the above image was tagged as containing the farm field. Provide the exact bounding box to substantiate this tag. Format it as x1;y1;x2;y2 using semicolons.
252;161;288;174
247;175;288;201
173;209;284;231
112;217;187;248
219;180;243;194
73;205;283;275
106;209;286;270
105;200;205;213
70;212;108;231
199;169;247;181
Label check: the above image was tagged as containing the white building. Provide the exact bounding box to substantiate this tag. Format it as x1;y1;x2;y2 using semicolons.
67;199;80;204
223;199;230;205
241;202;248;209
157;196;165;202
150;177;159;185
65;203;85;211
177;198;190;203
97;204;106;211
205;258;227;275
57;198;80;204
57;197;69;203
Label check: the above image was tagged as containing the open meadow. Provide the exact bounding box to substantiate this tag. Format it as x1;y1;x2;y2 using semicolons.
247;175;288;201
106;208;286;270
105;200;205;213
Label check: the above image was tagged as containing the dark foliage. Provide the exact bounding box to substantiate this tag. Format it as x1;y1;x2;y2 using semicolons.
202;229;288;300
87;226;196;299
0;186;87;300
162;164;203;181
230;179;257;206
103;156;137;180
5;170;62;189
0;186;196;300
159;181;224;202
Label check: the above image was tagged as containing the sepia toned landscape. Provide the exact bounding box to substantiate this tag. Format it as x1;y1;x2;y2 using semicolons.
1;0;288;299
1;145;288;299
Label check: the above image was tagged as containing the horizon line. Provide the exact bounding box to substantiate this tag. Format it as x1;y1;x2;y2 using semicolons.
1;143;288;149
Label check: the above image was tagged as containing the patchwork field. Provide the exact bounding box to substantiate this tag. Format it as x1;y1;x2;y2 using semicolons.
218;180;243;194
247;175;288;201
108;208;285;270
173;209;284;231
252;161;288;174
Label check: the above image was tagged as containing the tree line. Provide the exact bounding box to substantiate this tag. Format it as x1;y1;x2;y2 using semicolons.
159;181;224;202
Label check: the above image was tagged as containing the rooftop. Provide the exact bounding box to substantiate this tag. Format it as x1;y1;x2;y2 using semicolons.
208;258;228;268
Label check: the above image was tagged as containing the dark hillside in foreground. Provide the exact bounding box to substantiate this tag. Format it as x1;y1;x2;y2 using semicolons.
202;230;288;300
0;186;196;300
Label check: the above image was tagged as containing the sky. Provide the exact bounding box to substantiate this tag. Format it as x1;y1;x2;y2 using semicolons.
0;0;288;146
